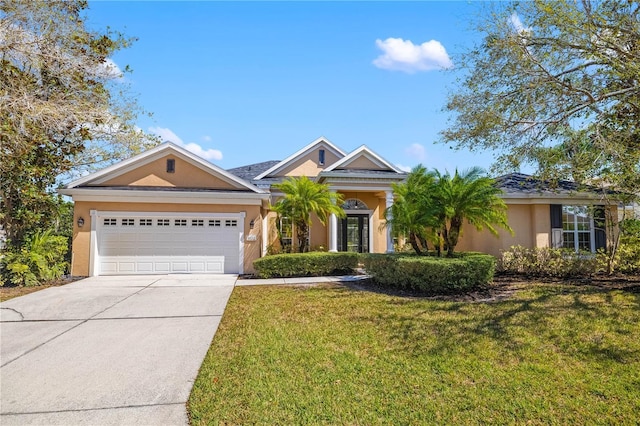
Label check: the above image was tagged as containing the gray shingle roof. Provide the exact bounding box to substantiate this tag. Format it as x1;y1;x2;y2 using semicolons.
226;161;280;181
495;173;595;194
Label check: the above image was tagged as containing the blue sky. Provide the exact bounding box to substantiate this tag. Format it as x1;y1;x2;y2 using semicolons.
87;1;502;173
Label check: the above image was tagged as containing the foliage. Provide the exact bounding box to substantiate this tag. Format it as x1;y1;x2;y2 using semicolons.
385;166;440;255
386;166;511;256
253;252;358;278
596;219;640;274
190;283;640;424
442;0;640;198
0;0;158;246
362;252;495;294
500;246;597;278
1;230;69;286
271;176;345;253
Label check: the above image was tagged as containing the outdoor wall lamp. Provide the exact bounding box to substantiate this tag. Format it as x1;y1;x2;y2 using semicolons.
250;219;255;229
77;217;85;227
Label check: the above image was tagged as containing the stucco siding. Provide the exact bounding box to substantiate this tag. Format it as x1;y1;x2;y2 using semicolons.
338;156;387;171
99;155;238;190
277;148;341;177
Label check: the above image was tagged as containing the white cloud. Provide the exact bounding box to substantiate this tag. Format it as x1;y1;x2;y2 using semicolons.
373;37;453;73
101;58;123;79
202;135;212;142
149;126;223;161
405;143;426;161
396;164;413;173
509;12;531;34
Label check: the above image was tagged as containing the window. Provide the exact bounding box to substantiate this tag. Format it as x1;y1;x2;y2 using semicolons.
139;219;153;226
192;219;204;227
562;205;593;252
174;219;187;227
122;219;135;226
157;219;170;226
318;149;325;165
103;218;117;226
209;219;221;227
166;158;175;173
225;219;237;227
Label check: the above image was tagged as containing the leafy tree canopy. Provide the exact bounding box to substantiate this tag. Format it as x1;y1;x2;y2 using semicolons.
1;0;158;245
442;0;640;196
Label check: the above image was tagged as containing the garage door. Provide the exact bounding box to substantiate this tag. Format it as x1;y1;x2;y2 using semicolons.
96;213;243;275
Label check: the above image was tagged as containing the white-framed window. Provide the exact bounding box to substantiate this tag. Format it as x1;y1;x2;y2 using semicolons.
279;216;293;251
562;205;594;252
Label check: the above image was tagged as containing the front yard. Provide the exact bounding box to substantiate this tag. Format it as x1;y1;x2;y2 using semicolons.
189;278;640;424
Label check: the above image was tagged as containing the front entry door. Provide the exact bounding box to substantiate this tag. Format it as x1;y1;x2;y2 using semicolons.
338;214;369;253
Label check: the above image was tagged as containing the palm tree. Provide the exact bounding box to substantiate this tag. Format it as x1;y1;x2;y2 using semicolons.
272;176;345;253
385;166;440;255
434;167;512;256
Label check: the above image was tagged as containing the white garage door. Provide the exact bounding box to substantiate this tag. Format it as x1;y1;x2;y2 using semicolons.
96;213;243;275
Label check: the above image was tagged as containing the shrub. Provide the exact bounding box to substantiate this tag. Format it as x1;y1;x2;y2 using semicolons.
1;230;69;286
253;252;358;278
596;242;640;275
362;253;495;295
499;246;596;278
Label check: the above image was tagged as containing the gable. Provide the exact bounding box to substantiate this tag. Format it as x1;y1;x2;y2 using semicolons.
255;137;346;179
98;154;239;190
277;145;342;177
335;155;392;171
64;142;264;193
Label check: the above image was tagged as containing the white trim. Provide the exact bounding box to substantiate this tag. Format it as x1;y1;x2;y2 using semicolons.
324;145;403;173
262;215;269;257
59;188;268;205
239;212;246;274
64;142;265;194
342;209;373;253
329;213;337;252
93;211;246;219
502;196;606;204
385;190;394;253
254;136;346;180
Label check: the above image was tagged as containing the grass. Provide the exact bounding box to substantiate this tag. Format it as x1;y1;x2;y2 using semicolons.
189;280;640;425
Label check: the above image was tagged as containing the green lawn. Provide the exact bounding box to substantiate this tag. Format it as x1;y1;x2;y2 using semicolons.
188;281;640;425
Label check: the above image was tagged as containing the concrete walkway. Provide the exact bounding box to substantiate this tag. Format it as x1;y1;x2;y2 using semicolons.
0;274;236;426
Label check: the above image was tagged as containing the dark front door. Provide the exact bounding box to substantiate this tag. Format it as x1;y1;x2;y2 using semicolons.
338;214;369;253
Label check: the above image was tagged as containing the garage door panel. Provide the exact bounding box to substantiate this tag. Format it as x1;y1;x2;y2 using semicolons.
97;214;242;275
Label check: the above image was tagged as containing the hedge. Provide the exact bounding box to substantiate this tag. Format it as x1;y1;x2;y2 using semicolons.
362;253;496;295
253;252;359;278
499;246;596;278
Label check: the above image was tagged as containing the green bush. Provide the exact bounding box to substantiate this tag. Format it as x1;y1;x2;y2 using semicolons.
253;252;359;278
362;253;495;294
1;230;69;286
596;241;640;275
499;246;596;278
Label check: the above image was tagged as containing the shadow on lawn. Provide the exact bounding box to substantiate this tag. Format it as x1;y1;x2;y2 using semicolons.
341;279;640;365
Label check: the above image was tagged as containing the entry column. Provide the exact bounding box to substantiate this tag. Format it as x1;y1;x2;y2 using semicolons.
329;213;338;252
385;191;395;253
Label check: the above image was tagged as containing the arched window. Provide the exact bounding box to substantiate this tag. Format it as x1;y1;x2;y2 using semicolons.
342;199;368;210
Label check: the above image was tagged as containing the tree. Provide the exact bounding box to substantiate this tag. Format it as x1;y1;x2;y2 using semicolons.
386;166;511;257
272;176;345;253
442;0;640;196
385;166;440;255
434;168;512;257
1;0;157;246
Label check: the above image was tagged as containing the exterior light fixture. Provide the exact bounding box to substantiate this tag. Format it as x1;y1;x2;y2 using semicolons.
77;217;85;227
250;220;255;229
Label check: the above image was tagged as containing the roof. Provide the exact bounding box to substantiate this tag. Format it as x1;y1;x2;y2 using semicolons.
227;161;280;181
323;145;404;173
495;173;604;195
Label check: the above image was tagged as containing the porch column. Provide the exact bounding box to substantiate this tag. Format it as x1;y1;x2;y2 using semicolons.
385;191;395;253
262;215;269;256
329;213;338;252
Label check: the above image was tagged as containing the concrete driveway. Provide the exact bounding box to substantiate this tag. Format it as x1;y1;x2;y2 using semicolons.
0;274;237;425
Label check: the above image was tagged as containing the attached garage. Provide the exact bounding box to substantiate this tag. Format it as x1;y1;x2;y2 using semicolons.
96;212;244;275
60;142;269;277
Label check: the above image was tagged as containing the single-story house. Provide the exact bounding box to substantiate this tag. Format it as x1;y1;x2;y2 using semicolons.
60;137;615;276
